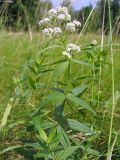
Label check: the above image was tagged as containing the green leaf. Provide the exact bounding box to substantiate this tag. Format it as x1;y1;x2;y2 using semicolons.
8;121;25;129
48;127;57;143
45;93;66;103
50;142;61;151
35;150;50;158
87;148;100;156
67;93;95;114
25;142;43;150
31;101;48;117
39;128;48;142
47;59;66;66
28;76;36;89
49;87;64;94
38;69;53;73
40;121;56;129
55;146;79;160
71;85;87;96
96;60;112;66
70;141;100;156
71;59;93;68
57;126;71;147
74;75;90;81
54;103;64;122
0;145;22;155
28;65;37;74
67;119;92;133
53;61;69;79
0;99;13;130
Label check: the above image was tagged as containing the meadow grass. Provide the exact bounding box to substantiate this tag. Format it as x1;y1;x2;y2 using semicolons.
0;31;120;159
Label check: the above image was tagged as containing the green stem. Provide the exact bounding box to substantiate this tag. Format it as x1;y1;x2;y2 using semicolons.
67;59;71;93
98;0;106;105
92;55;95;101
107;0;115;159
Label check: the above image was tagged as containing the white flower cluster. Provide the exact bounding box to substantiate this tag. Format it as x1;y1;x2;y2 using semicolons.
66;20;81;32
66;22;76;32
48;9;57;19
62;51;72;59
63;43;80;59
39;6;81;37
39;18;50;26
91;40;97;45
53;27;62;35
67;43;81;52
73;20;81;28
42;27;62;37
48;6;71;21
57;6;71;21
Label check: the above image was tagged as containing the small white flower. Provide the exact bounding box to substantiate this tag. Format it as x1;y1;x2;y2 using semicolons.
57;14;66;20
91;40;97;45
73;20;81;28
47;6;71;22
48;8;57;19
57;6;68;14
42;28;53;37
42;27;62;37
63;43;80;59
67;43;80;52
57;13;71;21
65;14;71;21
66;22;76;32
39;18;50;26
53;27;62;35
56;6;71;21
62;51;72;59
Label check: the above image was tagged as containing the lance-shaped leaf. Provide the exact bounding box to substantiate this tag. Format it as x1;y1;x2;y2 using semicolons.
53;61;69;79
54;103;64;122
45;92;66;103
71;59;93;68
54;146;79;160
35;150;51;158
57;126;71;147
67;119;92;133
67;93;95;114
71;85;87;96
48;127;57;144
28;76;36;89
39;127;48;143
0;145;22;155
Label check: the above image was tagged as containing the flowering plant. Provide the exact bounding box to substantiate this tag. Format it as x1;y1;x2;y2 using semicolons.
4;6;102;160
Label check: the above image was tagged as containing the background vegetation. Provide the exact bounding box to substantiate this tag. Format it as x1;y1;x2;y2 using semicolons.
0;0;120;33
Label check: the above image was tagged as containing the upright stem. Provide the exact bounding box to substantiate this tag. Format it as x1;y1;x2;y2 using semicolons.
92;52;95;101
107;0;115;159
67;59;71;93
98;0;106;104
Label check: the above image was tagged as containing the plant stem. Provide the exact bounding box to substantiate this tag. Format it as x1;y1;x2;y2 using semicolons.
67;59;71;93
98;0;106;104
92;52;95;101
107;0;115;159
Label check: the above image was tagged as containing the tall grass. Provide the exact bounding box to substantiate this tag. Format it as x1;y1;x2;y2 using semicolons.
107;0;119;159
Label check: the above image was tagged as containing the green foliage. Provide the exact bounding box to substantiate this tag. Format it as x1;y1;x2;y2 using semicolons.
67;93;95;114
1;0;120;33
0;7;120;157
96;0;120;33
67;119;92;133
0;0;52;30
0;31;120;159
54;146;79;160
0;12;104;158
